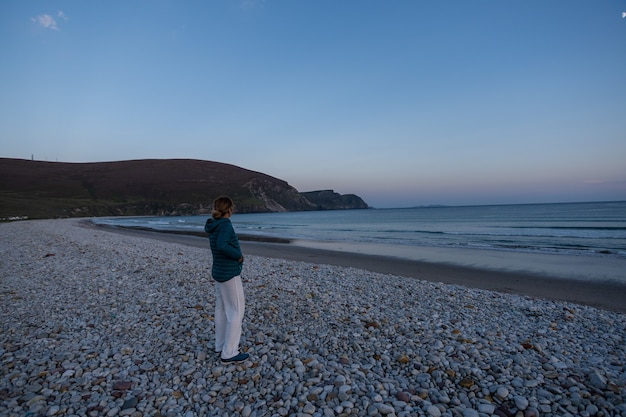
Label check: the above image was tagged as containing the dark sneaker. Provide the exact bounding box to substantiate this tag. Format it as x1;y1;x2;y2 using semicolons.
221;353;249;364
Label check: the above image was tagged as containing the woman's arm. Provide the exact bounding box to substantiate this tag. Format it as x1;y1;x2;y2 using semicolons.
215;223;243;260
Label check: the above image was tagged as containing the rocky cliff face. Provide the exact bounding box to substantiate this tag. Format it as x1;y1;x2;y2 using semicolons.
301;190;369;210
243;177;316;212
0;158;368;219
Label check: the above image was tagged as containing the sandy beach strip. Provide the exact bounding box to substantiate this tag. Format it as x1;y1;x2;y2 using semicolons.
93;222;626;314
1;218;625;417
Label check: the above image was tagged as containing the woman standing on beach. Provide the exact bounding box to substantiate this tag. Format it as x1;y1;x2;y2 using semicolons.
204;196;249;364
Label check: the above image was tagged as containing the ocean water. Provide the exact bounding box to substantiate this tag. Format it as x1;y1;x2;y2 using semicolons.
93;201;626;258
92;201;626;282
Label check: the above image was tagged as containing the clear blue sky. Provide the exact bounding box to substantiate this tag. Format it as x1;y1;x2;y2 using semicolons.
1;1;625;208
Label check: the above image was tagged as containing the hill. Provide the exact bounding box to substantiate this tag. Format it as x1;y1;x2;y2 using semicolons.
0;158;368;219
301;190;369;210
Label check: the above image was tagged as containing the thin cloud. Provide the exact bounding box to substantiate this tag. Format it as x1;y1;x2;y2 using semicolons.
32;11;68;30
239;0;264;11
32;14;58;30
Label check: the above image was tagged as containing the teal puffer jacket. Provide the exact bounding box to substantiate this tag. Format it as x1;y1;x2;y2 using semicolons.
204;217;243;282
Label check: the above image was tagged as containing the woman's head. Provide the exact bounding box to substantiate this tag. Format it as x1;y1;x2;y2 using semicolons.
212;196;234;219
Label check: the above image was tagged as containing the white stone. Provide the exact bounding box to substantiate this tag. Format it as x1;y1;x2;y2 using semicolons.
514;395;529;410
477;403;495;414
462;408;480;417
426;405;441;417
375;403;396;415
496;386;509;399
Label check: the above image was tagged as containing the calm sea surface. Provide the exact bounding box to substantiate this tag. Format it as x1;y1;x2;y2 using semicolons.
94;201;626;258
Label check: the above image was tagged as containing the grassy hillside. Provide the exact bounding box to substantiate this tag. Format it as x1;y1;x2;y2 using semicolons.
0;158;317;219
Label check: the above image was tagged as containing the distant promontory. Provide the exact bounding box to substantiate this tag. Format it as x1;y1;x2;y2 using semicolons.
0;158;369;219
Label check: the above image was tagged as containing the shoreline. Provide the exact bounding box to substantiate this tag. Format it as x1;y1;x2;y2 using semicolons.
88;221;626;313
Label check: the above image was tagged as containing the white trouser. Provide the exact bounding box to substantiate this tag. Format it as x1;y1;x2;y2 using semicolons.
214;275;245;359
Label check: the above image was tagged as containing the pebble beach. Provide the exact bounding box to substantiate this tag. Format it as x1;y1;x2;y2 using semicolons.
1;219;625;417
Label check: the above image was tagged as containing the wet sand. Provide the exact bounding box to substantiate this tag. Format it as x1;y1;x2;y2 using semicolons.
90;223;626;313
